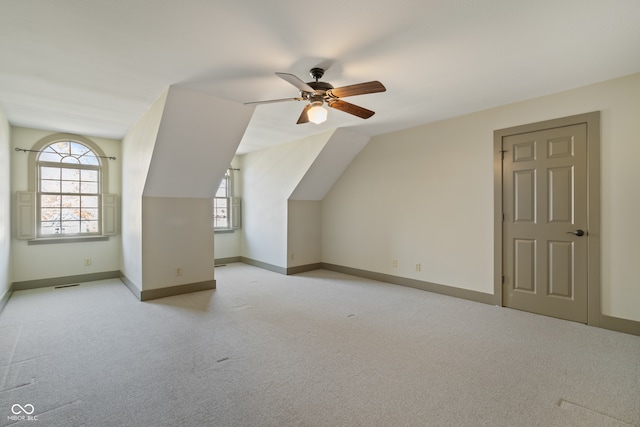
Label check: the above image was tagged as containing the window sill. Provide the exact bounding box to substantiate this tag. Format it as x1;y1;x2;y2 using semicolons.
214;229;236;234
27;236;110;245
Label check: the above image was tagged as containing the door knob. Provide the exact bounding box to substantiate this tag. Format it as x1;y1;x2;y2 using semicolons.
566;229;585;236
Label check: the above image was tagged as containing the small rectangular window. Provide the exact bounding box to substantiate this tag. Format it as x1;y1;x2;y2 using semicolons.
214;168;241;231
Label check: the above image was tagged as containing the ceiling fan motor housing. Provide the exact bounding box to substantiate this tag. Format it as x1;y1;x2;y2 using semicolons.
304;81;334;101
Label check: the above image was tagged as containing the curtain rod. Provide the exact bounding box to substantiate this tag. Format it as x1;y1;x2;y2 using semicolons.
15;147;117;160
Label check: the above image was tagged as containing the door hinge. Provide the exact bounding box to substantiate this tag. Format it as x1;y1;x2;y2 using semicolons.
502;212;505;222
499;149;508;160
502;275;505;284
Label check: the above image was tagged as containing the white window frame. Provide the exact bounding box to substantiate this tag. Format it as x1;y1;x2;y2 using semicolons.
214;168;241;231
36;141;102;237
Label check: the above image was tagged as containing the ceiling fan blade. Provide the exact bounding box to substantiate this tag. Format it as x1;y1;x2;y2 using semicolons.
296;104;312;124
244;97;303;105
276;72;315;94
328;99;375;119
327;81;386;98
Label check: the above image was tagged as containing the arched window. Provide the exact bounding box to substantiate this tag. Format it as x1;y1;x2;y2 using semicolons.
16;133;117;241
37;140;102;236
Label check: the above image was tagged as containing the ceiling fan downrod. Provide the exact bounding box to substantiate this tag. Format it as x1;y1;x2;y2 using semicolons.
310;67;325;82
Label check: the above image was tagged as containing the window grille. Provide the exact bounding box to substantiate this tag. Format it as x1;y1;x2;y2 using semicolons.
36;141;102;236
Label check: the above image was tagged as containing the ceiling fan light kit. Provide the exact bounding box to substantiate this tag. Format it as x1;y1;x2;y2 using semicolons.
245;68;386;124
307;102;327;124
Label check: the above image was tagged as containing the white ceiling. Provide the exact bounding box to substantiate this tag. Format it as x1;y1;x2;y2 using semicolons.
1;0;639;154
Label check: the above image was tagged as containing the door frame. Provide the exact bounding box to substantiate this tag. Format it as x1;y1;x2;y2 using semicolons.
493;111;601;326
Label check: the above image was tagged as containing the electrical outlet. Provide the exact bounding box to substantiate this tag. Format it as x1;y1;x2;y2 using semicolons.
84;258;91;266
176;267;182;276
415;263;421;272
392;259;398;268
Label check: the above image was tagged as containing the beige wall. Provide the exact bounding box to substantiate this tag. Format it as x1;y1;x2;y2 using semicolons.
240;132;330;268
322;72;640;322
0;106;10;301
120;90;168;290
288;200;321;268
10;127;121;283
142;197;214;289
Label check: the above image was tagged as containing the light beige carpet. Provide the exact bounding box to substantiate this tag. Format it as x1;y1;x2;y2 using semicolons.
1;263;639;426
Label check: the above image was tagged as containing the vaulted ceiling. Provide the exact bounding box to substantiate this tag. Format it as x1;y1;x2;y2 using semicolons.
1;0;639;154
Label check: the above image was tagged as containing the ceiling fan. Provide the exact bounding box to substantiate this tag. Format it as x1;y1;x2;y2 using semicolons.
245;68;386;124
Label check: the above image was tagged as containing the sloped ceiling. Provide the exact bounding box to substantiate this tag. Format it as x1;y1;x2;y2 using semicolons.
143;87;255;198
289;128;371;201
1;0;639;154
